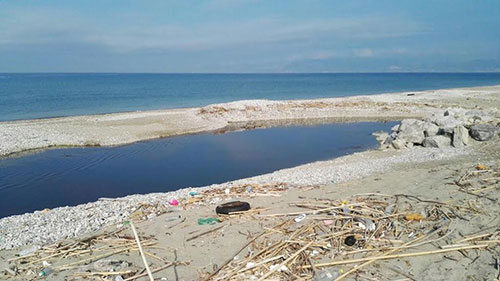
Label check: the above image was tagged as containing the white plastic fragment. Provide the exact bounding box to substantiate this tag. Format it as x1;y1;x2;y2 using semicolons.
294;214;307;223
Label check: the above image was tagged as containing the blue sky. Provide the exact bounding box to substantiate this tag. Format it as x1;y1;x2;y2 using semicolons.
0;0;499;73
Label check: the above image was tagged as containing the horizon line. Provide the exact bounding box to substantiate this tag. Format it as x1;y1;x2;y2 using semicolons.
2;71;500;75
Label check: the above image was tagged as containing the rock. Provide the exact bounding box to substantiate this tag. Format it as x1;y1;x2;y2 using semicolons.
391;124;400;132
372;131;389;145
452;126;469;147
432;116;462;131
398;119;422;131
391;139;406;150
423;122;439;137
397;119;425;144
469;124;496;141
422;135;451;148
397;128;425;144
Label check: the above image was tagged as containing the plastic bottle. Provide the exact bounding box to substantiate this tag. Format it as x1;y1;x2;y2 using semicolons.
39;268;54;276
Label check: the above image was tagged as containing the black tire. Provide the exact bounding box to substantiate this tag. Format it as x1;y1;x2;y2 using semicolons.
215;201;251;215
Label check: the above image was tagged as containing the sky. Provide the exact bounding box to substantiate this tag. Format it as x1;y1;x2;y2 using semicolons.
0;0;499;73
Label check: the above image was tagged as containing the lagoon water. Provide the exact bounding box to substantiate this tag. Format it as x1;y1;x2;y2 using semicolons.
0;122;395;217
1;73;500;121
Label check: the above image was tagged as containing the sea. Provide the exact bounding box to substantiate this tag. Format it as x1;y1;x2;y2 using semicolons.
1;73;500;121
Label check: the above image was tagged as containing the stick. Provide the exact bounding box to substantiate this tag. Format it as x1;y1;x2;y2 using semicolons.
129;221;154;281
123;262;175;281
73;270;133;276
257;242;313;281
302;244;490;269
56;248;130;270
332;233;430;281
237;255;285;273
458;188;497;202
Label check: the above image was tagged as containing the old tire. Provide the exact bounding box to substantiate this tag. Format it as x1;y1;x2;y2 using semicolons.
215;201;251;215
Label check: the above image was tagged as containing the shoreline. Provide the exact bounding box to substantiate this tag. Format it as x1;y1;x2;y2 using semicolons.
0;145;469;250
1;83;499;250
2;84;500;158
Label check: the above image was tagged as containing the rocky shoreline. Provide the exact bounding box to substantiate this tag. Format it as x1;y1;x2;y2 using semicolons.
373;108;499;150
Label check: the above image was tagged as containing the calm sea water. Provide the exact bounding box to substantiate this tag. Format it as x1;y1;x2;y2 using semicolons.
1;73;500;121
0;122;395;217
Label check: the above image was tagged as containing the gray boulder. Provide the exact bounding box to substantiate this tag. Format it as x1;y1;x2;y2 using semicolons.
452;125;469;147
391;139;407;150
372;131;389;145
398;127;425;144
397;119;425;144
423;122;440;137
469;124;496;141
432;116;462;132
422;135;452;148
399;119;422;131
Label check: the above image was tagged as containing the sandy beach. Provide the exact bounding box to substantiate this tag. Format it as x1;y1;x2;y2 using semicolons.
1;85;500;280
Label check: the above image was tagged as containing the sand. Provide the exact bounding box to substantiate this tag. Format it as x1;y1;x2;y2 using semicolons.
0;85;500;280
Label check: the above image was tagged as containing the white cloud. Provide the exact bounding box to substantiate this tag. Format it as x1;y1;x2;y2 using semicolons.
0;6;425;54
353;49;374;58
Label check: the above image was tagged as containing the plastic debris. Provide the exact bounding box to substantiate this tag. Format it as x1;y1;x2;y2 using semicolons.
246;262;257;268
168;199;179;206
476;164;488;170
188;191;200;196
294;214;307;222
39;268;54;276
405;213;424;221
323;219;334;225
341;201;351;214
344;235;357;246
358;218;376;231
18;245;40;257
165;215;181;222
384;204;395;214
270;264;288;272
313;268;343;281
198;217;221;225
